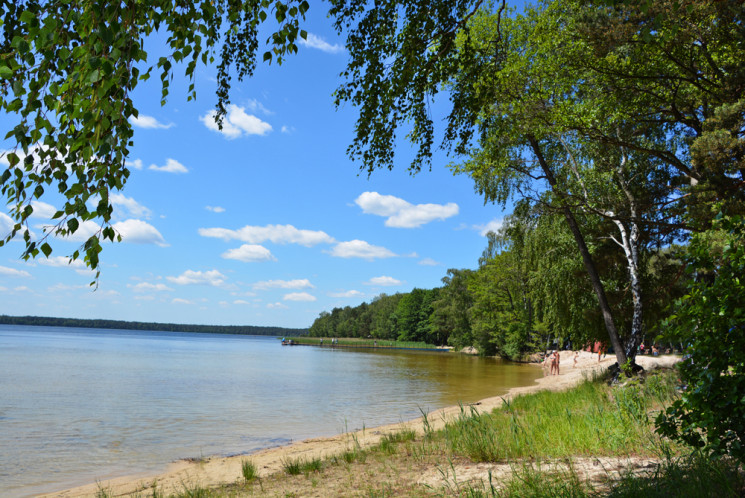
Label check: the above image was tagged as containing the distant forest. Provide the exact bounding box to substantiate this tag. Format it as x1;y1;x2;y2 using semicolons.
0;315;308;337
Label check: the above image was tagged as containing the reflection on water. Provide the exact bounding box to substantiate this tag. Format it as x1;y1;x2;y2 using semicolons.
0;325;541;496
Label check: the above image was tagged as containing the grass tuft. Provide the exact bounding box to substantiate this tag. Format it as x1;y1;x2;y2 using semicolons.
241;459;258;482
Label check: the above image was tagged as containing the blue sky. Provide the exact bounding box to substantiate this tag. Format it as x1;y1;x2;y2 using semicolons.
0;10;511;329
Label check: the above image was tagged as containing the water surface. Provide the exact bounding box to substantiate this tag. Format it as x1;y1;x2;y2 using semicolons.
0;324;541;496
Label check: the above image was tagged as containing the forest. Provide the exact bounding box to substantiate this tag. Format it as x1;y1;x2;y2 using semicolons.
308;203;686;360
0;315;308;337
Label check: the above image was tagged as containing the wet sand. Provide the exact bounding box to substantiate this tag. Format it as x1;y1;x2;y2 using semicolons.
43;351;679;497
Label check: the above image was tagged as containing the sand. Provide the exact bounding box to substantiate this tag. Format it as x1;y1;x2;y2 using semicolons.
42;351;680;497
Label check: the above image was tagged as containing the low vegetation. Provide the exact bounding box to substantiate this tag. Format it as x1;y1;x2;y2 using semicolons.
118;368;741;497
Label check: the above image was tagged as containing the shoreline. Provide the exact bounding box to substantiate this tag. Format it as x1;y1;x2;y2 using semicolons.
43;351;680;498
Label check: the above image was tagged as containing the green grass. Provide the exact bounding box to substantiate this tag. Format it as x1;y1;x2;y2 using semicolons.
240;459;258;482
282;336;441;349
442;371;679;462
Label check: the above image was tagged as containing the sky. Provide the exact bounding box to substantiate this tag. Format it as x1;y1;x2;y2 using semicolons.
0;8;513;329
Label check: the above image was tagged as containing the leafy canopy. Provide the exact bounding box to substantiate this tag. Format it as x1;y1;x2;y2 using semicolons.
0;0;309;276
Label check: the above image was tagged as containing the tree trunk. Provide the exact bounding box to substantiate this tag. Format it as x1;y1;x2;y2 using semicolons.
528;136;628;367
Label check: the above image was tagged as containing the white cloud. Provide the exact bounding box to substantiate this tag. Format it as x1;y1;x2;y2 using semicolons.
328;240;397;260
167;269;227;287
328;290;364;298
148;158;188;174
199;224;334;247
111;194;152;219
38;256;89;271
0;286;7;291
129;114;174;129
0;265;31;278
1;212;15;235
252;279;314;290
56;220;100;242
126;158;144;170
172;298;195;305
221;244;276;262
355;192;459;228
113;219;168;247
129;282;173;292
267;302;289;309
477;218;504;236
283;292;317;302
205;206;225;213
201;104;272;139
233;299;251;305
245;99;274;115
366;276;402;286
280;125;295;134
418;258;440;266
30;201;58;219
300;33;344;54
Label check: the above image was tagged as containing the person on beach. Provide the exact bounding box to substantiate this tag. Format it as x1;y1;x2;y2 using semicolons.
573;351;579;368
554;351;560;375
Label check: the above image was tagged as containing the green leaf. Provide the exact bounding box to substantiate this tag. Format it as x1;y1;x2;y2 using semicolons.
40;242;52;257
0;66;13;79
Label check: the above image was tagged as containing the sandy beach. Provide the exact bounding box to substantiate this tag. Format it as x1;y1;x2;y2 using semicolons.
43;351;679;497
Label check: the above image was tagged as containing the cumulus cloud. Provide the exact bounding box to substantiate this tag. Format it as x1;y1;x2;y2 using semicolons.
172;298;195;305
300;33;344;54
355;192;459;228
199;224;334;247
30;201;58;219
0;265;31;278
328;290;364;298
252;279;314;290
477;218;504;236
1;212;16;235
201;104;272;139
280;125;295;134
267;302;289;309
283;292;316;302
38;256;89;271
148;158;188;174
328;240;397;260
366;276;402;286
205;206;225;213
167;269;227;287
221;244;276;262
111;194;152;219
129;282;173;292
129;114;174;129
56;219;100;242
418;258;440;266
126;158;144;170
113;219;168;247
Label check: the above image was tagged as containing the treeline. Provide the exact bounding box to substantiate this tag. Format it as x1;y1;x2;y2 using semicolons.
310;207;685;360
0;315;308;337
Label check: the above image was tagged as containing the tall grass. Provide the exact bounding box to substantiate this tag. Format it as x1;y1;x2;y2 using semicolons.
443;371;678;462
283;336;441;350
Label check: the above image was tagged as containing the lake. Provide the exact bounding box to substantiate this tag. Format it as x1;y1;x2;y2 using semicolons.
0;324;541;497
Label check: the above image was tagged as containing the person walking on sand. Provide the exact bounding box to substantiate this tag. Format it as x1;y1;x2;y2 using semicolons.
554;351;561;375
573;351;579;368
542;352;551;376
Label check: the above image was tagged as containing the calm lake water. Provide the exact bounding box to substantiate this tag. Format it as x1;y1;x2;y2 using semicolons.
0;324;541;496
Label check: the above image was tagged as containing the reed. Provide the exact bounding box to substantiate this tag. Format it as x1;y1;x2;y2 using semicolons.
443;371;678;462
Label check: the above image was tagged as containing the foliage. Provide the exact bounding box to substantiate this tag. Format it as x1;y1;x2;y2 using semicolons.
656;216;745;463
0;0;310;273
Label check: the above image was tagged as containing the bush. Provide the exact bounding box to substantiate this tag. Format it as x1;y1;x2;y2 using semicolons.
656;215;745;463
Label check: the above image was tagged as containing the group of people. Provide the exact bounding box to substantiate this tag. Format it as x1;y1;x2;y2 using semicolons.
542;350;562;376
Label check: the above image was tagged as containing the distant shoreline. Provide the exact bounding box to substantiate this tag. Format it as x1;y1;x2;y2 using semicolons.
0;315;308;337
